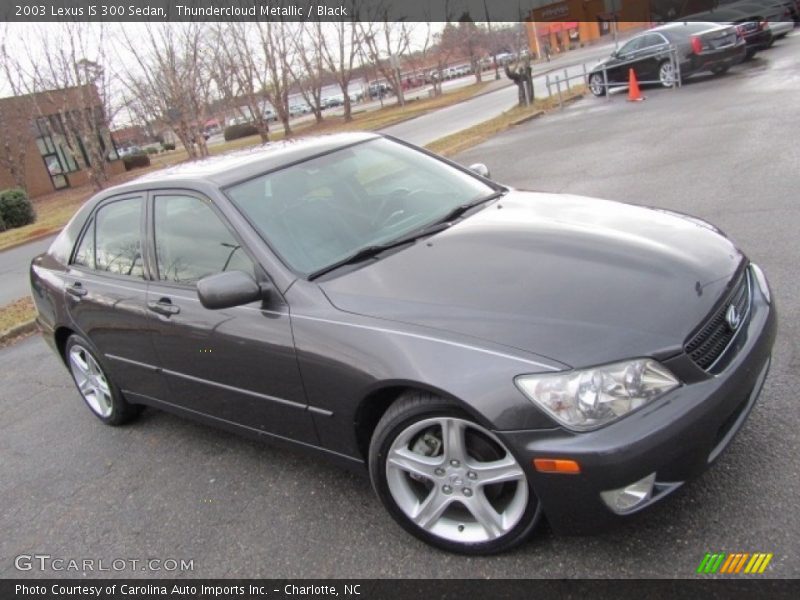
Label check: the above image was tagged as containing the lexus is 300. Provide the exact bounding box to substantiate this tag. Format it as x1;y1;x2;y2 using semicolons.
30;133;775;554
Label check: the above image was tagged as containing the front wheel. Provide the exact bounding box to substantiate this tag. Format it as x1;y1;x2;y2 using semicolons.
65;334;142;425
589;72;607;97
369;392;541;554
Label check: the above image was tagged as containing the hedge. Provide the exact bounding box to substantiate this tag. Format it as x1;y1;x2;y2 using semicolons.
123;153;151;171
224;123;259;141
0;188;36;229
162;142;176;151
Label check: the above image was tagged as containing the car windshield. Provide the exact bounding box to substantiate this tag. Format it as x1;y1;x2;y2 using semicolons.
226;137;495;277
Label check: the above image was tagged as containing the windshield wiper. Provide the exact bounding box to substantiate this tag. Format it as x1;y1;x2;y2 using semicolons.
308;188;506;281
433;188;506;226
308;221;453;280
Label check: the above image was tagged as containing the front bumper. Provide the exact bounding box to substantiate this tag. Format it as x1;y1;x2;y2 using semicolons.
498;270;777;534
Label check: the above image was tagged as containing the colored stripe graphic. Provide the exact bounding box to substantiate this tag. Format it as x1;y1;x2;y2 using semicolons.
700;553;773;574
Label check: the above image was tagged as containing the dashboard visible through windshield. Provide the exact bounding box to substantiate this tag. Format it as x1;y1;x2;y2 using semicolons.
226;137;495;277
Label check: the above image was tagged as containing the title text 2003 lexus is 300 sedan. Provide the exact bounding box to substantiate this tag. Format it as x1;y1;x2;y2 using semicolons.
31;133;775;554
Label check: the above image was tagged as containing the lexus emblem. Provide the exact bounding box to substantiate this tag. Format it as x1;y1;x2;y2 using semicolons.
726;304;741;331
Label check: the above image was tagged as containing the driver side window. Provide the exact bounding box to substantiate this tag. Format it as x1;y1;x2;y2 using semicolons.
618;37;645;55
153;194;255;286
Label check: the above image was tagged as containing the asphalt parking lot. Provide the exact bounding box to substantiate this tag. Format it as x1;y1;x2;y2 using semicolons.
2;32;799;579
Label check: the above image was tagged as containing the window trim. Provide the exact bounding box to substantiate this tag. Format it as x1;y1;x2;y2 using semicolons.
68;193;148;283
146;188;265;291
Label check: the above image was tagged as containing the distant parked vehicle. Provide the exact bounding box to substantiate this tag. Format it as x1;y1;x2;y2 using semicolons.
322;94;344;109
685;7;773;58
723;1;796;40
289;103;311;117
368;82;390;99
117;145;143;158
588;22;746;96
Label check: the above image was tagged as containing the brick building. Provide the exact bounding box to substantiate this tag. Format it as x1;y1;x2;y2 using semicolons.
0;85;124;198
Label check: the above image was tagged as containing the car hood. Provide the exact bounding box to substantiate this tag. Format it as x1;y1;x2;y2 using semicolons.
319;191;744;368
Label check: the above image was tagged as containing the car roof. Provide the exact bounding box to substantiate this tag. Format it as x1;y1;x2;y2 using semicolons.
114;132;379;193
651;21;730;34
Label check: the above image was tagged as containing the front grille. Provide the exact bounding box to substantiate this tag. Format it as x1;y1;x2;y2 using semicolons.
685;269;751;370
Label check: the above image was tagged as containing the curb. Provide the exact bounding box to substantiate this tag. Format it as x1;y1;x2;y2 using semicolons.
510;110;545;126
0;319;37;346
0;227;61;254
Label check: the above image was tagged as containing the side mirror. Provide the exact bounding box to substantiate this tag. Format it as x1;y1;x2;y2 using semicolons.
469;163;491;179
197;270;265;310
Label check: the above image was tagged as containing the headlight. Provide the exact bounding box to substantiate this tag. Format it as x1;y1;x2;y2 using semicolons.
515;359;680;431
750;263;771;304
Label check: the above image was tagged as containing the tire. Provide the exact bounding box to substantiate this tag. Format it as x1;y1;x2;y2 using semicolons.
658;60;678;88
65;334;142;426
589;72;606;97
744;48;757;61
369;391;541;554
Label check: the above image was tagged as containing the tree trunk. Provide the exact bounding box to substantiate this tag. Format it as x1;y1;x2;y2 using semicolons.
343;91;352;122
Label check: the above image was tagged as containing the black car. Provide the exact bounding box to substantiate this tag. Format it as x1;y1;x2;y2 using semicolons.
30;133;776;554
686;7;774;58
588;22;746;96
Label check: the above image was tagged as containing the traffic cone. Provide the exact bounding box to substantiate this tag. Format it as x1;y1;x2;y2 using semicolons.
627;69;645;102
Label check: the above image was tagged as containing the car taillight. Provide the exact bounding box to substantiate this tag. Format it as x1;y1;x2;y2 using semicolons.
691;36;703;54
759;20;768;30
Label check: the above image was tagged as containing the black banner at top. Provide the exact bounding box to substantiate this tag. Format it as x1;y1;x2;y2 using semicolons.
1;0;748;23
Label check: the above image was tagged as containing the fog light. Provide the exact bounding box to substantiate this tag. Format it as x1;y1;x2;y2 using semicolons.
600;473;656;514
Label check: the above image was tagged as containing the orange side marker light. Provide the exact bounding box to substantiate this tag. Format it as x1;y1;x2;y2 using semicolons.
533;458;581;474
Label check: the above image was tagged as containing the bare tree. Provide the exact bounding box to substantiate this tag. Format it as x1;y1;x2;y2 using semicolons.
318;12;363;122
290;21;328;124
16;23;120;190
403;22;438;97
256;21;295;137
0;26;32;190
359;20;413;107
118;23;212;160
211;22;271;143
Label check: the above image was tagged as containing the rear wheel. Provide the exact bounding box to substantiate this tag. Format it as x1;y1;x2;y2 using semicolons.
65;334;141;425
589;73;606;97
658;60;678;88
369;392;541;554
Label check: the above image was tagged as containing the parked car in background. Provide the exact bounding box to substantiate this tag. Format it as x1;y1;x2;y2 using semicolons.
687;7;773;58
31;133;775;555
719;0;800;23
589;22;746;96
724;1;796;40
117;145;143;158
368;82;390;99
322;94;344;109
289;103;311;117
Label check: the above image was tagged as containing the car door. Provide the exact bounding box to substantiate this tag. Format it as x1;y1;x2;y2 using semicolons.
64;194;168;402
635;33;672;81
606;36;646;83
144;190;316;443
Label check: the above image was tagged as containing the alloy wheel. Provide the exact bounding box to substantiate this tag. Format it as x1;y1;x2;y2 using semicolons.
68;345;113;418
589;74;605;96
385;416;528;543
659;62;676;87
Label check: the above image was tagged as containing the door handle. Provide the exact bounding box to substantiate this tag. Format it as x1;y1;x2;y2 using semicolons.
147;298;180;316
66;282;88;297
